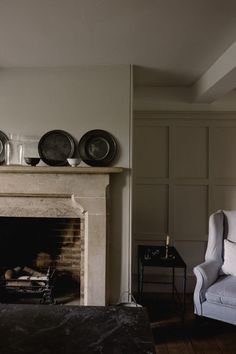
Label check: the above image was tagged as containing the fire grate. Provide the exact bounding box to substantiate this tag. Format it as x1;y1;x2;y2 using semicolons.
0;266;56;304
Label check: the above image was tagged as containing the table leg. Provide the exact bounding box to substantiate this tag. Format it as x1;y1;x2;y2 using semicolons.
137;257;144;302
137;256;140;300
183;266;187;315
172;267;175;296
140;263;144;300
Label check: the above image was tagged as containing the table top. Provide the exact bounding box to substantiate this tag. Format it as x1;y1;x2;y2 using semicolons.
138;245;186;268
0;304;155;354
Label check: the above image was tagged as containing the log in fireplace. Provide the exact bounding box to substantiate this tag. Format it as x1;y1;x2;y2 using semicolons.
1;266;56;304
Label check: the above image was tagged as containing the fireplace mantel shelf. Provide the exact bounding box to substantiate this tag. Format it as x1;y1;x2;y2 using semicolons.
0;165;123;174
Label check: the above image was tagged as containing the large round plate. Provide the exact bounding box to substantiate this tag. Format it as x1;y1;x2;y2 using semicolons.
38;130;75;166
78;130;118;167
0;131;9;164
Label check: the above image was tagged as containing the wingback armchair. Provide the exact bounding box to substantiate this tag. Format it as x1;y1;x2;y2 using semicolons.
194;210;236;325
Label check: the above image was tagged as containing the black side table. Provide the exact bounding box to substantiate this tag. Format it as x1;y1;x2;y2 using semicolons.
137;245;187;316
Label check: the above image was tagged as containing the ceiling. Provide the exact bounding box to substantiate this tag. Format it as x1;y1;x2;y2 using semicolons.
0;0;236;86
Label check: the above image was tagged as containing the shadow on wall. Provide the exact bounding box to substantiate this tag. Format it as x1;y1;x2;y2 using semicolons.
133;65;194;86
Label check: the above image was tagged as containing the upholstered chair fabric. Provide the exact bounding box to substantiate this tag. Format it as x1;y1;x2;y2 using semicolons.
193;210;236;325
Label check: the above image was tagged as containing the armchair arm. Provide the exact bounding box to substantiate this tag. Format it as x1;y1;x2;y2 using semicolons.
193;260;221;315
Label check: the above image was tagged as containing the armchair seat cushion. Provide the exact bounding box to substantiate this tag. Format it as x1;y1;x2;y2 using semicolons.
206;275;236;307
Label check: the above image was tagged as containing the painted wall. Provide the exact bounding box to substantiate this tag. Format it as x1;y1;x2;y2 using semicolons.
0;65;132;303
133;87;236;293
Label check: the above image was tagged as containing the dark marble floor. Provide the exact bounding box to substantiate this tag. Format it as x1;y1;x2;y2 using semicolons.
0;304;155;354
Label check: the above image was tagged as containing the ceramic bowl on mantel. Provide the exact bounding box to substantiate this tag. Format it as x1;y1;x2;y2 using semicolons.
24;157;40;166
67;158;80;167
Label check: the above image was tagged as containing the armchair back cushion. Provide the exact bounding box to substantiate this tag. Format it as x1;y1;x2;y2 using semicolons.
194;210;236;325
223;210;236;242
221;239;236;276
205;210;224;263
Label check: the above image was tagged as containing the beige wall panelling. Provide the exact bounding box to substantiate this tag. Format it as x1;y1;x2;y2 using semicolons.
212;186;236;211
133;112;236;292
172;124;209;244
173;185;208;241
208;126;214;220
209;122;236;214
173;126;208;178
212;127;236;179
133;124;169;179
133;121;170;242
133;184;168;237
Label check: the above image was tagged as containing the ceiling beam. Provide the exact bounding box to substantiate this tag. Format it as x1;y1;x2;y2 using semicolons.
192;41;236;103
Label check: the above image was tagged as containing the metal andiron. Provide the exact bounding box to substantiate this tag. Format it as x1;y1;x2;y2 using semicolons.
0;266;56;304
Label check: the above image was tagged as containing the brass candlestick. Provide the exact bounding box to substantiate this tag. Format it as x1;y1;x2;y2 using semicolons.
165;245;169;258
165;235;170;258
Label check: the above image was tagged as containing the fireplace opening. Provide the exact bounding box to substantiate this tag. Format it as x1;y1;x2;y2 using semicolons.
0;217;83;305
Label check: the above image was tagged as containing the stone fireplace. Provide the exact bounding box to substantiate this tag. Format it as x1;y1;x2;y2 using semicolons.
0;166;122;306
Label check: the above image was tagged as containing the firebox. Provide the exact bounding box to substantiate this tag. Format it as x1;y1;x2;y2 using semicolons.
0;217;84;305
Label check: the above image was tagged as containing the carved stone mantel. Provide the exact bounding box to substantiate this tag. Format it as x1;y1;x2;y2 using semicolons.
0;166;123;306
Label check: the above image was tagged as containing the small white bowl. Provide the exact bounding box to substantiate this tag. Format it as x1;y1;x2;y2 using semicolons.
67;158;80;167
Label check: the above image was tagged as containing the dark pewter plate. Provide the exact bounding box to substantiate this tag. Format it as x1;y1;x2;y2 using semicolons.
0;131;9;164
78;129;118;167
38;130;75;166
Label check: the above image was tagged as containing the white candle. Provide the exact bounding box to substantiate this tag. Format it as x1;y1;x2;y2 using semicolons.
166;235;170;246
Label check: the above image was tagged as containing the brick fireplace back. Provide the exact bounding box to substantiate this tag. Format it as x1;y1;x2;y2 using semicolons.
0;216;84;304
